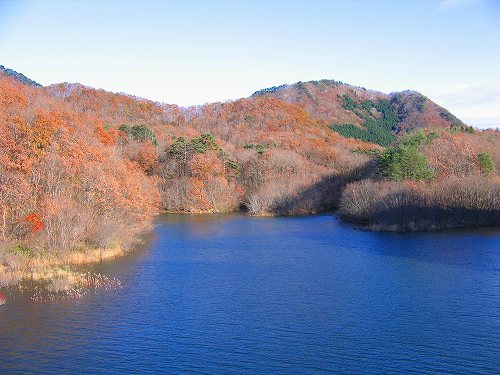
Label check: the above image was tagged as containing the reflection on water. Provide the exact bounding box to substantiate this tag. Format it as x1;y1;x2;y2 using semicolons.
1;214;499;374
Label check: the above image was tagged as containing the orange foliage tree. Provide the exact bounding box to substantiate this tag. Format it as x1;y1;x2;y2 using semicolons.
0;76;158;253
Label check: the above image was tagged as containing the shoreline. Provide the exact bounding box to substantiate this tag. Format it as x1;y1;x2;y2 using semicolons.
162;209;500;232
0;246;125;292
2;212;498;294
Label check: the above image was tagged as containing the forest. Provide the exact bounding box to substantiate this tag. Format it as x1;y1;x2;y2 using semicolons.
0;69;499;290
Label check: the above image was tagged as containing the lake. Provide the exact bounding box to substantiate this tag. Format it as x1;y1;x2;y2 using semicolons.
1;214;499;374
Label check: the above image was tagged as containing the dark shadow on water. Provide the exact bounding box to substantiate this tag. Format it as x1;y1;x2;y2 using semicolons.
348;204;500;232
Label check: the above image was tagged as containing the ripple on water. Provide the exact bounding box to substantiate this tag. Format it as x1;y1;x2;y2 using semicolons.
0;214;499;374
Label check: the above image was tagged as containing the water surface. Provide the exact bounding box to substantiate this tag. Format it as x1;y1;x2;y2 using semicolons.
1;214;499;374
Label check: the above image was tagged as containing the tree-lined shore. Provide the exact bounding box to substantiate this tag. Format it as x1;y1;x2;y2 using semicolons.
1;69;498;290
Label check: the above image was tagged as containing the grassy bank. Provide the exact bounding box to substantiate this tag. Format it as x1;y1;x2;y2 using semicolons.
0;245;125;292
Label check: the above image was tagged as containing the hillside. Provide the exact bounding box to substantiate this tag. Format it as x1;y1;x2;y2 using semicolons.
45;82;184;126
0;74;159;289
43;81;376;214
46;77;468;148
253;80;465;146
0;65;499;290
339;128;500;230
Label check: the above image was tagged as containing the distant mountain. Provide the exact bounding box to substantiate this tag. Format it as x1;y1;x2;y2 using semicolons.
0;65;42;87
0;63;466;148
252;80;465;146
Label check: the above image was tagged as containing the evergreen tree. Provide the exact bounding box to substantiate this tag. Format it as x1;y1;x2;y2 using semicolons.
478;152;494;176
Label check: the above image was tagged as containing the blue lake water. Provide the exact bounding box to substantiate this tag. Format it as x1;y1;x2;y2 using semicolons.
1;214;499;374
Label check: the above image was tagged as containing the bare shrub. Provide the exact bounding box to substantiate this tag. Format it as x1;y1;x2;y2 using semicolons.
339;177;500;230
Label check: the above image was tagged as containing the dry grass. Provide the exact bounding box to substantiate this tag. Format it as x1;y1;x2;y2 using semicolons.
0;245;125;291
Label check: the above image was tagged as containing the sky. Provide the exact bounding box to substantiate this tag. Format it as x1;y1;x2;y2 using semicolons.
1;0;499;128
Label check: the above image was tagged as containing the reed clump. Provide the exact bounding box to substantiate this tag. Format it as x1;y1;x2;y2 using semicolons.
0;244;125;292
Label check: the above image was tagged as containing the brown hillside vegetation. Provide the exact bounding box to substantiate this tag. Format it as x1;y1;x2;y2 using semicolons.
46;82;185;127
0;76;159;288
182;97;376;214
339;129;500;231
253;80;464;131
46;82;376;214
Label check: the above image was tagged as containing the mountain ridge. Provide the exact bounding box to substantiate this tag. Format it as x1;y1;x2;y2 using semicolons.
0;65;42;87
0;64;465;143
250;79;466;145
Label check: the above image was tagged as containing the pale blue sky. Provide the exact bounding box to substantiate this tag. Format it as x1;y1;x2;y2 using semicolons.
1;0;499;128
